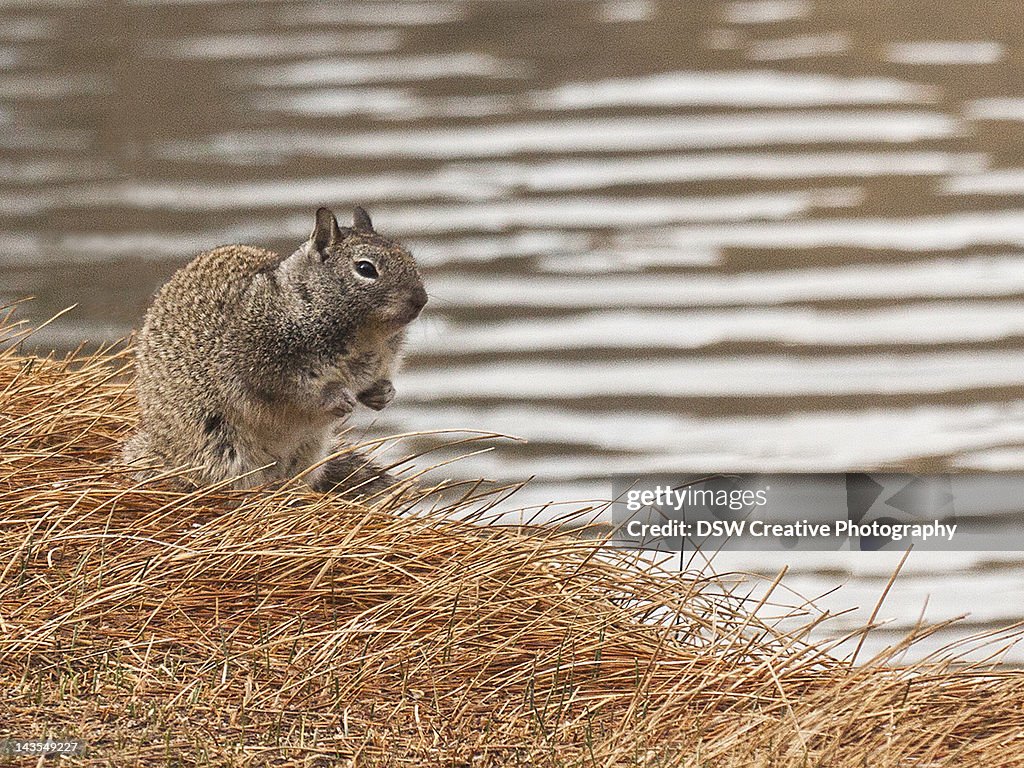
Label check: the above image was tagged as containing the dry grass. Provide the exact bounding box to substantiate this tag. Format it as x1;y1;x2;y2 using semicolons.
2;310;1024;766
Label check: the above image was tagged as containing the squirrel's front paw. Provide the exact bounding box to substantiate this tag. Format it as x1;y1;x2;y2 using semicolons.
320;382;358;417
357;379;395;411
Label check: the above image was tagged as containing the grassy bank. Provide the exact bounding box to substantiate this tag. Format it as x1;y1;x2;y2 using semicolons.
2;316;1024;766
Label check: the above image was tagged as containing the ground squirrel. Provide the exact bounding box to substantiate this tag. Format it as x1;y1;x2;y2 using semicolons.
123;206;427;493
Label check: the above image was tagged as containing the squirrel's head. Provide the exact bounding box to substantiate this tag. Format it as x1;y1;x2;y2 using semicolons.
289;206;427;333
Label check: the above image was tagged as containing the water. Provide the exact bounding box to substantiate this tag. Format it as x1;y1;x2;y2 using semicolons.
3;0;1024;663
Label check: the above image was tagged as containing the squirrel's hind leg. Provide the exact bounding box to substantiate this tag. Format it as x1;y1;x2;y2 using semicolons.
121;429;151;465
120;429;167;482
118;429;186;486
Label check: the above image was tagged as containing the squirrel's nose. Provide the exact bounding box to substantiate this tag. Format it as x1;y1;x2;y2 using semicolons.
408;285;428;315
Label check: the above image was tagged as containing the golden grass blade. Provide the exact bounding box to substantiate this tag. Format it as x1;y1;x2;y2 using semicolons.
3;310;1024;765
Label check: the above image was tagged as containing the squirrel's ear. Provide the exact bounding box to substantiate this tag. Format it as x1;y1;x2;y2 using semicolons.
352;206;374;232
311;207;341;252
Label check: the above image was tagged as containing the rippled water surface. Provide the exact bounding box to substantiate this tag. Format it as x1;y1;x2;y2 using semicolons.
4;0;1024;661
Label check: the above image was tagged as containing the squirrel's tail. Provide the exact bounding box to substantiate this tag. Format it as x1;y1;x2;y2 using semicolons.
312;450;398;500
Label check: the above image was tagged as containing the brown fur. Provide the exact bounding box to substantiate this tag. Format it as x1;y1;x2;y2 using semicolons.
123;207;427;492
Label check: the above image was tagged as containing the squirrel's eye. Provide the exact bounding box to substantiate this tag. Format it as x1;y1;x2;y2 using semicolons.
354;260;378;279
